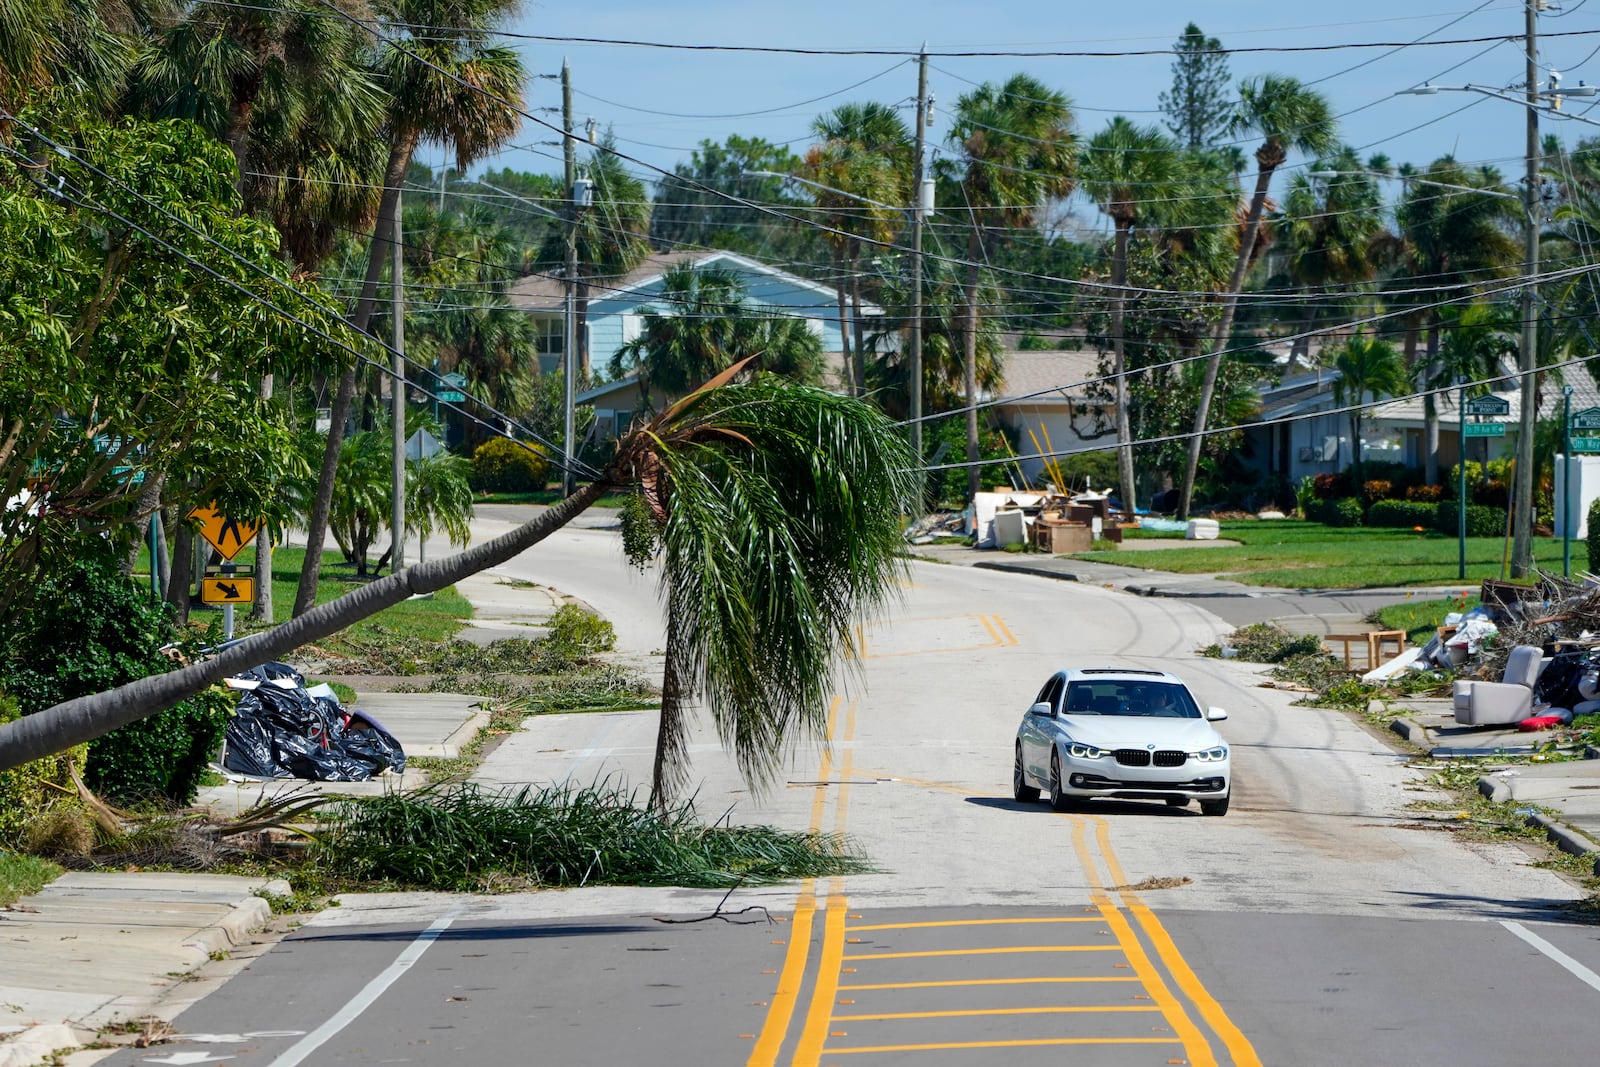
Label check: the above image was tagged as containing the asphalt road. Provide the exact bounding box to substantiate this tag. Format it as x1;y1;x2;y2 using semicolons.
100;514;1600;1067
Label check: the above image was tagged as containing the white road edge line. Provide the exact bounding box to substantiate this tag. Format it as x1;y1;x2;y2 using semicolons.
1500;921;1600;994
266;903;467;1067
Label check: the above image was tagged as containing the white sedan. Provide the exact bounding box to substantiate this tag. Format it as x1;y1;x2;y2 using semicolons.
1013;667;1233;816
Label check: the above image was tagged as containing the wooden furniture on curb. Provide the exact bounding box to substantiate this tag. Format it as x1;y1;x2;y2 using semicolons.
1324;630;1408;671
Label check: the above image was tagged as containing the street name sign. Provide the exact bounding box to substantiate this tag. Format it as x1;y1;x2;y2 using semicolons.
436;371;468;403
1464;395;1511;416
200;576;254;605
1463;423;1506;438
1571;436;1600;453
188;504;258;561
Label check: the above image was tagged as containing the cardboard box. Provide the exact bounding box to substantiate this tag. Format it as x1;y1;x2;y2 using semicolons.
1033;522;1092;554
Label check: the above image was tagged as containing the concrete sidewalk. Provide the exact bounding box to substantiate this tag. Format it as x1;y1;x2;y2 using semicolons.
0;873;289;1067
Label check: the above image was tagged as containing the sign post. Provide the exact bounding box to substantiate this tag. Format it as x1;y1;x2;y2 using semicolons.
188;504;259;640
1568;405;1600;577
1458;395;1512;579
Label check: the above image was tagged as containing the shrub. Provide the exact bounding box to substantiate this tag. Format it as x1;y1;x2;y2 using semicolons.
1312;472;1352;500
1436;501;1507;538
541;604;616;666
1405;484;1445;503
0;548;229;806
1361;479;1394;504
1311;496;1364;527
1294;476;1317;518
470;437;550;494
1472;479;1509;508
1367;500;1440;528
0;693;87;848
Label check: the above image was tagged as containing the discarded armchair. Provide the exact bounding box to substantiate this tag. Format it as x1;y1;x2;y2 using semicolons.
1452;644;1544;726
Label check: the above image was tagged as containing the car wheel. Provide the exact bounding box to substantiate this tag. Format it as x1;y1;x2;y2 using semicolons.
1200;795;1230;817
1048;751;1075;812
1013;744;1040;803
1165;797;1189;808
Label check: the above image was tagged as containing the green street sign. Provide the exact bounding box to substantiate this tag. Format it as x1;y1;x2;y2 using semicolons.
436;390;466;403
1572;436;1600;453
1463;423;1506;438
1571;406;1600;431
1464;395;1511;416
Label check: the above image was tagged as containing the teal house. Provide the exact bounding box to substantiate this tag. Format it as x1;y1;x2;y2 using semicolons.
507;250;877;439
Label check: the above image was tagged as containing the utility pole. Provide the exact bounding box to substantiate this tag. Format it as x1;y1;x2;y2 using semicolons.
909;45;928;489
562;58;578;498
1510;0;1541;577
391;186;406;573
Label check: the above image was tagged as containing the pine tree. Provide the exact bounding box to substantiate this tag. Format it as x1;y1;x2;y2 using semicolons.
1158;23;1232;149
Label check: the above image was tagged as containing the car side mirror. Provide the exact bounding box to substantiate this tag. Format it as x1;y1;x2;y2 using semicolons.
1028;701;1054;718
1206;706;1228;721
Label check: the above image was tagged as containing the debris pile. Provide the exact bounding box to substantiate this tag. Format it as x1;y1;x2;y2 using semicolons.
221;662;406;781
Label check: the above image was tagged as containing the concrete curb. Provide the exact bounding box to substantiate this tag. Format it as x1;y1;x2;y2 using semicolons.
1123;584;1258;599
972;561;1080;583
1389;718;1431;745
0;1024;78;1067
1474;776;1600;874
180;879;288;956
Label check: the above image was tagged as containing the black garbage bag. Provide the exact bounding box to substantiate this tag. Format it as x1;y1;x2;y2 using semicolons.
221;672;406;781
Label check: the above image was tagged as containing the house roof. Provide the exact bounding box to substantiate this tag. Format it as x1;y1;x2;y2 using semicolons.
506;249;876;315
991;349;1107;407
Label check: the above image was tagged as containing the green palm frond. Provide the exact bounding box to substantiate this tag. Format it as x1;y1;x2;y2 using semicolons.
623;379;918;801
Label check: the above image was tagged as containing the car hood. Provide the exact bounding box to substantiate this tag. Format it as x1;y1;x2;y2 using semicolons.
1058;715;1225;751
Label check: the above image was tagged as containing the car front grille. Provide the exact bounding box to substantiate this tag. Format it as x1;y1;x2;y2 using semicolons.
1114;749;1187;767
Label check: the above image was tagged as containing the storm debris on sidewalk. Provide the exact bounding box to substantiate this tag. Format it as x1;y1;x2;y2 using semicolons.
221;662;406;782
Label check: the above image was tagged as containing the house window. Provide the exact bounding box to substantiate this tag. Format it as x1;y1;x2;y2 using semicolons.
534;318;563;355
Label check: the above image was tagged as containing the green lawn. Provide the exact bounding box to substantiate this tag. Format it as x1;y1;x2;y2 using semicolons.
132;545;473;658
1373;595;1481;646
0;850;61;907
1073;519;1577;589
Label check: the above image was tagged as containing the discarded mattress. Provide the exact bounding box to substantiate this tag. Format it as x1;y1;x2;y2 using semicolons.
221;662;406;781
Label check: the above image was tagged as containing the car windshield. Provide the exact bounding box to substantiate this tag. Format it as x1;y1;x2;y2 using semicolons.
1062;680;1199;718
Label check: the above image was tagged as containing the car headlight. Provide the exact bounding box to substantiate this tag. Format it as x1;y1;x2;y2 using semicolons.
1190;746;1229;762
1067;742;1109;759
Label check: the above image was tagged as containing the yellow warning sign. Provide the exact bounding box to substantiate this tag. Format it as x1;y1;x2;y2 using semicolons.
188;503;259;561
200;576;255;605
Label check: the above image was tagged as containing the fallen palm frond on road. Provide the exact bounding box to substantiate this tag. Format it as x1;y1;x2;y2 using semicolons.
306;782;867;892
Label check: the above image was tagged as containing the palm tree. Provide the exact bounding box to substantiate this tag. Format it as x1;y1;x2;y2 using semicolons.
0;378;919;817
609;265;823;409
804;102;911;395
295;0;526;618
945;74;1076;500
1078;117;1181;514
1392;158;1519;482
1331;336;1405;475
622;370;918;807
1278;147;1385;359
1179;74;1336;518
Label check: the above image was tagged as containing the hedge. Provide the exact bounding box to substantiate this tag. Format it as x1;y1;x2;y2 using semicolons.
1366;500;1440;528
1436;501;1507;538
1312;496;1365;527
1587;498;1600;573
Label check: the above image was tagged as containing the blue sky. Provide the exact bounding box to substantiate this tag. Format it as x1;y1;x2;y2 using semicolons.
448;1;1600;229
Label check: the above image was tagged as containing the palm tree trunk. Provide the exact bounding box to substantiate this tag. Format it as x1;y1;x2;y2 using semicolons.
1178;163;1277;520
293;131;418;617
963;228;983;502
849;247;866;396
1110;222;1136;517
252;374;273;622
576;277;591;382
0;481;608;774
167;521;193;624
650;594;691;813
834;253;854;396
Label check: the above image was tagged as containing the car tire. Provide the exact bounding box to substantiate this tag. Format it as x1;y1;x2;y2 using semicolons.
1200;795;1230;817
1048;751;1075;812
1013;745;1040;803
1165;797;1189;808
